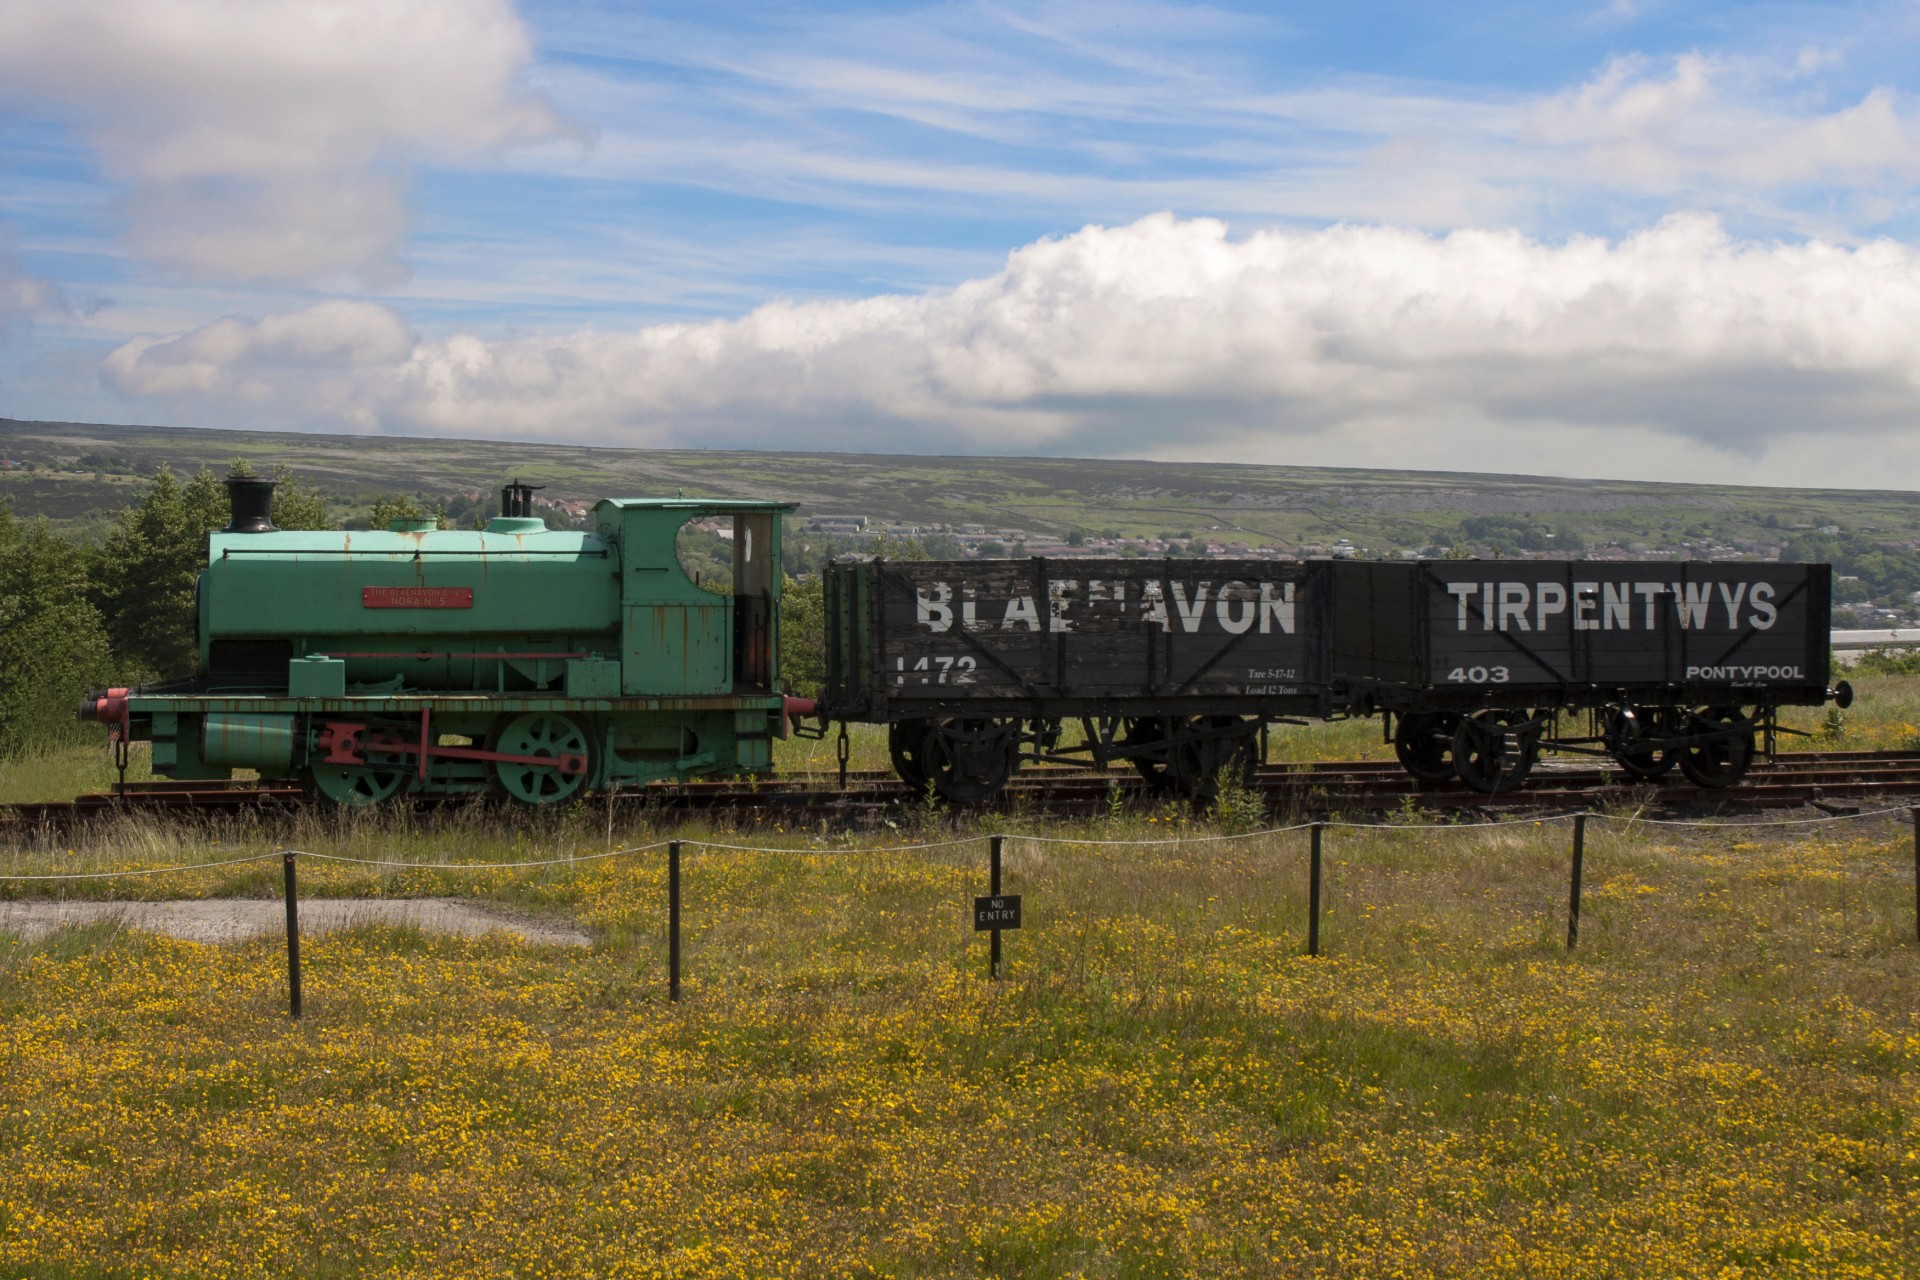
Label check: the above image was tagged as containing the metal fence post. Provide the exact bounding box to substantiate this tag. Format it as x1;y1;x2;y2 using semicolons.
1567;815;1586;952
281;851;302;1020
1308;822;1323;956
989;834;1003;980
668;840;682;1003
1912;809;1918;947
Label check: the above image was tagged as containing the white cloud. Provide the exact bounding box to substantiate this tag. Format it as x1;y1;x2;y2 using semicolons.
99;213;1920;485
1530;55;1920;191
0;237;64;340
0;0;568;283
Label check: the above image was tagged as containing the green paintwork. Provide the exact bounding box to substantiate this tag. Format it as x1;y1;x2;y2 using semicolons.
563;658;622;697
201;523;621;683
118;496;798;802
200;713;298;770
287;657;345;697
594;499;792;696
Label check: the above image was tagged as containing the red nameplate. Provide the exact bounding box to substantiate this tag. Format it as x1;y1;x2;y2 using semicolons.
363;587;474;609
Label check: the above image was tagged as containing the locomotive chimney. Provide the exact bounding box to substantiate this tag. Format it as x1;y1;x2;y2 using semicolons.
500;479;544;518
223;475;278;533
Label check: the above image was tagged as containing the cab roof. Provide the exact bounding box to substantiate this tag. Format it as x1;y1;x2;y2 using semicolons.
595;497;795;513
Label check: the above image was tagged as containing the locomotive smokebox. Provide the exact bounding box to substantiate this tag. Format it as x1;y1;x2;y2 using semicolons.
223;475;278;533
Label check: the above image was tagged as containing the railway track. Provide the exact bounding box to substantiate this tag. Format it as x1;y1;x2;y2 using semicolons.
7;750;1920;830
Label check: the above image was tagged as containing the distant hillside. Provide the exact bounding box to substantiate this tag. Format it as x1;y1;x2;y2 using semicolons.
5;415;1920;621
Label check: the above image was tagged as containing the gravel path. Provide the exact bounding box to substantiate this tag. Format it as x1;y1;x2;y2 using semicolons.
0;899;591;947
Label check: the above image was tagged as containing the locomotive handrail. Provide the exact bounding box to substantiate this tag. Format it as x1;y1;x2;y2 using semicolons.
315;651;592;661
219;548;610;558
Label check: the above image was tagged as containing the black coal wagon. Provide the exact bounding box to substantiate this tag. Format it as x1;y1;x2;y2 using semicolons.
822;559;1335;799
1328;560;1844;792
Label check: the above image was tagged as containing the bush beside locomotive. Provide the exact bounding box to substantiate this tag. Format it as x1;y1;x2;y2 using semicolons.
80;479;801;806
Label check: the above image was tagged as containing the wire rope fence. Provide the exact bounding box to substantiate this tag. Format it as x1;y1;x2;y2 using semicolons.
3;805;1916;1018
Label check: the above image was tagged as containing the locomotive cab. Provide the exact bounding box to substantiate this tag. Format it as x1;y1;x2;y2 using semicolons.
591;498;791;696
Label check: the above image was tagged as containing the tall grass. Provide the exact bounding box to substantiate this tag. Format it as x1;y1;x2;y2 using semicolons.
1;809;1913;1277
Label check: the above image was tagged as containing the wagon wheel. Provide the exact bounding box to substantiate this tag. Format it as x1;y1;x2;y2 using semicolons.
1393;712;1461;785
921;718;1019;804
1451;710;1539;795
1170;716;1259;799
1678;706;1754;789
488;711;596;806
1123;717;1176;791
888;719;934;792
1606;705;1676;781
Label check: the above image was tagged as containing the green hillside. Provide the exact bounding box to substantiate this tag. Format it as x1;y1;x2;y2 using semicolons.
5;416;1920;620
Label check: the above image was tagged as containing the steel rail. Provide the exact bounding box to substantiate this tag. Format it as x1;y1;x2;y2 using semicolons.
9;749;1920;829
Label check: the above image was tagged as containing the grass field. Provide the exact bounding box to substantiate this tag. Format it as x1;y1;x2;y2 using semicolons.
2;682;1917;1276
2;780;1918;1274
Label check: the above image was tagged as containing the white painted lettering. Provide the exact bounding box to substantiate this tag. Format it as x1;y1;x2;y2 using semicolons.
1716;581;1747;628
1259;582;1295;634
1673;581;1711;629
1573;582;1599;631
1497;582;1530;631
1001;596;1039;631
1217;581;1256;634
1447;582;1477;630
1139;581;1169;630
1171;581;1212;633
1748;582;1777;630
1046;579;1077;632
1602;582;1631;630
1634;582;1664;629
916;583;952;633
1535;582;1567;630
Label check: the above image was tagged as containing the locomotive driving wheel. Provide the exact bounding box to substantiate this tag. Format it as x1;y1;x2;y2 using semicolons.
306;763;408;807
921;717;1019;804
304;721;410;807
1451;710;1539;795
1677;706;1754;788
488;711;596;806
1393;713;1461;785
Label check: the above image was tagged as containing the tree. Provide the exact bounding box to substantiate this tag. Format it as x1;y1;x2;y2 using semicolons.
90;467;228;679
270;464;336;531
868;531;929;560
369;493;430;529
0;509;115;755
780;575;825;697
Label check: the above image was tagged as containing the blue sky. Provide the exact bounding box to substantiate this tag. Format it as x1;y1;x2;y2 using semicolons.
4;0;1920;485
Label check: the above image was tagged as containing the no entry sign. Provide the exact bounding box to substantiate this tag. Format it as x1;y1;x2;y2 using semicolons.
973;895;1022;931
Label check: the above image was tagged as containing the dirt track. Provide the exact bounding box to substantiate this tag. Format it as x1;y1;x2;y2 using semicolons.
0;898;591;946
